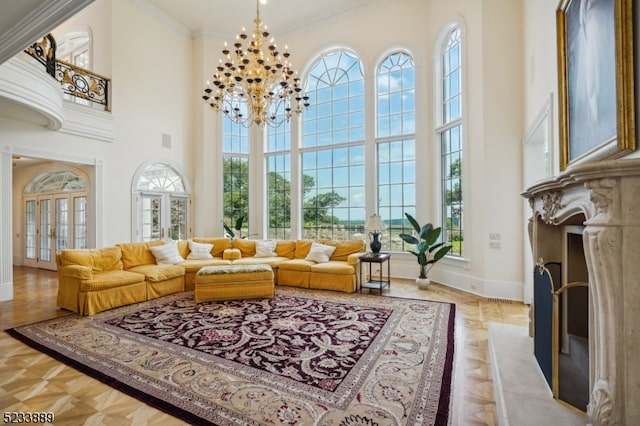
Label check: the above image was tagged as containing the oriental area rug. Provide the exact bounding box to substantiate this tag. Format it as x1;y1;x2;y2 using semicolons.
7;288;455;425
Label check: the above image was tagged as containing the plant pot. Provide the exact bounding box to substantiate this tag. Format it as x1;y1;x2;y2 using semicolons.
416;277;431;289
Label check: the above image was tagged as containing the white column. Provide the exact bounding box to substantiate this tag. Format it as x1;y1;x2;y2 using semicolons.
0;149;14;301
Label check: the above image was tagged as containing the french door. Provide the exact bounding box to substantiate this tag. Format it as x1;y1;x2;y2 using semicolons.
140;193;189;241
24;193;88;270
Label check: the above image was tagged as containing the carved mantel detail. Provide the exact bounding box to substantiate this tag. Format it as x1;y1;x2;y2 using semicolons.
522;159;640;426
585;178;617;220
588;380;613;426
540;191;565;224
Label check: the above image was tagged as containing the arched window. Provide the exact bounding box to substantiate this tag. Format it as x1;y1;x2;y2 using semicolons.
23;170;89;270
376;51;416;251
134;163;189;242
302;49;365;240
437;26;464;257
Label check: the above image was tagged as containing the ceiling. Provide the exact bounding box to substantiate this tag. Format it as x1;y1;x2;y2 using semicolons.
144;0;373;36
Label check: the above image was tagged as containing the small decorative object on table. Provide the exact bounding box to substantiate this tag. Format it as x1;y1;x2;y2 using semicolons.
364;213;386;254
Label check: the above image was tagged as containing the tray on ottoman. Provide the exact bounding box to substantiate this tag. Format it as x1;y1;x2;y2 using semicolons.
194;264;274;302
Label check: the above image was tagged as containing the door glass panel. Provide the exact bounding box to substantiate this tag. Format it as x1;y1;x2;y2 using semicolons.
74;196;88;249
39;199;52;262
142;196;161;241
170;196;188;241
55;198;68;252
25;200;36;260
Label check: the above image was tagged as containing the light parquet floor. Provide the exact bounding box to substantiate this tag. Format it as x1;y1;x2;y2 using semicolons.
0;266;529;425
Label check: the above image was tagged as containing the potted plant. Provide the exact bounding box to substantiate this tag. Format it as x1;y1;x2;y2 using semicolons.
399;213;452;289
223;216;244;240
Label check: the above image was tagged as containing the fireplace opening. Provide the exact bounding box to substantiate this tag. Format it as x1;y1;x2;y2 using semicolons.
559;228;589;411
533;224;589;412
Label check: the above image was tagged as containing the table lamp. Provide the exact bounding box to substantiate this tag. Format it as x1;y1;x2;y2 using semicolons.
365;213;386;255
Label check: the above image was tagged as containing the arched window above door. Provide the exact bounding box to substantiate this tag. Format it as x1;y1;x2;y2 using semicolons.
136;163;186;192
25;170;87;194
133;162;190;242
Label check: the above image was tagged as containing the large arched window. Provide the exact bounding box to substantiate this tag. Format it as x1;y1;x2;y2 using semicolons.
302;49;365;240
23;170;89;270
376;51;416;251
437;26;464;257
133;162;189;242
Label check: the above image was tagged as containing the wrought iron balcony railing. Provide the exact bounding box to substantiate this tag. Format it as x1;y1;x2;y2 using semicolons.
24;34;110;111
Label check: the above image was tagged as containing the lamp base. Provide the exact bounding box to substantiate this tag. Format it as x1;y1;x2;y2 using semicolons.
369;232;381;254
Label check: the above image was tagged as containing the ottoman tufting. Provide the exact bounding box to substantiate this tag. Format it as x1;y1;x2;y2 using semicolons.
194;264;274;302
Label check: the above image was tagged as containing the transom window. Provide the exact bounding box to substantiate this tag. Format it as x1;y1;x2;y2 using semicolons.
25;170;87;193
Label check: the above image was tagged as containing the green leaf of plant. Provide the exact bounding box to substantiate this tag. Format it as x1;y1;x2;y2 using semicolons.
399;233;419;245
405;213;421;234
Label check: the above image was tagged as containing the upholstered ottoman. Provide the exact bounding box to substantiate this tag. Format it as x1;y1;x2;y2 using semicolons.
194;264;274;302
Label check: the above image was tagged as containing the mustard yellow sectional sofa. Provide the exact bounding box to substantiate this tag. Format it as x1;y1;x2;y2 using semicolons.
56;238;366;315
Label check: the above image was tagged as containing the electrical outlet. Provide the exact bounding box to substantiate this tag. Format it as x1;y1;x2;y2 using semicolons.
489;241;501;249
489;233;501;240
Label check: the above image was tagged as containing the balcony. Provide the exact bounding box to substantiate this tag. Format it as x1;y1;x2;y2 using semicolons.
0;34;113;142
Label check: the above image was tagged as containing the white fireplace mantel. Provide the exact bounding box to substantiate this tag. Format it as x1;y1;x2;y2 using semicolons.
521;158;640;426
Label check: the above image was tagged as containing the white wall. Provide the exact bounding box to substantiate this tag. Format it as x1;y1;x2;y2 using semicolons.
107;0;193;244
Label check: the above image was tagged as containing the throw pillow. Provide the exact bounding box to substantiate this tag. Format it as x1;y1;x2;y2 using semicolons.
187;240;214;260
150;241;185;264
255;240;278;257
304;242;336;263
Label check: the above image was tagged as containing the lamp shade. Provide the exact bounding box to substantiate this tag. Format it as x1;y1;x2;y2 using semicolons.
365;213;386;232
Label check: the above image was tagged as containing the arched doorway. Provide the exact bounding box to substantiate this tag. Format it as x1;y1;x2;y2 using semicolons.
23;170;89;270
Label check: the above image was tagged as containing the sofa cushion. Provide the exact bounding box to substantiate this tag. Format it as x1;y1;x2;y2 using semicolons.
187;240;214;260
59;247;123;272
294;240;314;259
279;259;314;272
275;240;296;258
118;241;164;269
305;242;336;263
233;256;289;268
255;240;278;257
150;242;185;264
79;270;146;292
319;239;366;261
193;238;232;257
178;258;232;274
310;261;355;275
177;240;190;259
233;239;256;257
127;264;185;282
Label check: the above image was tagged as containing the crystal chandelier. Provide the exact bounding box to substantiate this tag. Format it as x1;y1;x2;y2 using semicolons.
202;0;309;128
